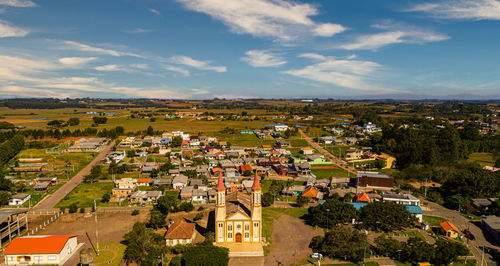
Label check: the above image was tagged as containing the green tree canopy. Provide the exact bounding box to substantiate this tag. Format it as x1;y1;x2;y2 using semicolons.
306;200;359;228
361;201;417;231
309;226;368;262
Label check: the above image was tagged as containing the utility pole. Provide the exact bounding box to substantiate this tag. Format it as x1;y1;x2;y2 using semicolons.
94;199;99;255
480;246;485;266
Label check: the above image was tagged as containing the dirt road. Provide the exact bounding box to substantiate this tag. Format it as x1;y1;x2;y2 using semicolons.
264;214;323;265
34;142;115;211
298;129;357;175
423;199;498;265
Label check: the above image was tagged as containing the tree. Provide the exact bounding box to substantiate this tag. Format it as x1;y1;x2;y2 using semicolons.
47;120;63;127
306;200;359;228
182;242;229;266
155;193;180;214
405;236;435;263
374;235;404;258
432;239;468;265
126;150;136;158
69;203;78;213
361;201;417;231
262;192;274;207
309;226;368;262
101;192;111;203
0;191;10;205
178;202;194;212
148;209;166;229
146;125;154;135
123;222;166;265
495;158;500;168
296;195;310;207
67;117;80;126
374;159;386;169
92;116;107;124
171;136;183;147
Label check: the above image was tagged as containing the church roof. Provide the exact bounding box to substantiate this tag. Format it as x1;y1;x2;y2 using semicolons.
226;192;252;218
216;172;225;191
251;173;261;190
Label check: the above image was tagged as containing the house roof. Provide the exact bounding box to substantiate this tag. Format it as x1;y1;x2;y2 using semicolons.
137;178;151;183
356;193;370;202
3;235;77;255
164;221;195;240
440;221;460;232
302;186;319;198
239;164;252;172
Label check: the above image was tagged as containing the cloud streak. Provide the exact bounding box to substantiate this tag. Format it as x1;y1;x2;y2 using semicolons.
0;19;29;37
241;50;286;67
164;65;190;76
62;40;142;57
408;0;500;20
175;0;345;41
169;55;227;72
0;0;35;7
283;53;395;92
58;57;97;67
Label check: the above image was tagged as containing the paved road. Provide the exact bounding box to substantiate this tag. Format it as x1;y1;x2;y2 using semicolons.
298;129;358;175
423;198;498;265
34;142;115;211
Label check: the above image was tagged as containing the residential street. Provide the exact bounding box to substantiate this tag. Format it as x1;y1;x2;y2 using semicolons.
33;142;115;211
298;129;358;175
423;199;498;265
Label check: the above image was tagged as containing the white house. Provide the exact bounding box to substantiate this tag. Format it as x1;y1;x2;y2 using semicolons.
382;193;420;206
164;221;196;246
2;235;80;265
274;124;289;132
9;194;30;206
172;174;188;190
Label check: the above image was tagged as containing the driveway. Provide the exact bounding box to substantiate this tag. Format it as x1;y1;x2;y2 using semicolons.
33;142;115;211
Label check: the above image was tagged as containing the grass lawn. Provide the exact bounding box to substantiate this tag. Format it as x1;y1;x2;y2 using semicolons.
312;168;350;178
56;182;114;208
468;152;496;167
92;242;126;266
460;213;482;221
260;180;305;193
423;215;447;226
219;133;275;147
289;138;309;147
378;168;400;177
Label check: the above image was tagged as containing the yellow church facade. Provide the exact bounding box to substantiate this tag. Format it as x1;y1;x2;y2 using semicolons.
214;173;264;256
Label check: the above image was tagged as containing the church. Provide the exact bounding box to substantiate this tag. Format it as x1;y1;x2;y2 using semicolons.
214;172;264;257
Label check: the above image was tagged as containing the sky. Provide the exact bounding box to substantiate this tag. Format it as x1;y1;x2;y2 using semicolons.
0;0;500;99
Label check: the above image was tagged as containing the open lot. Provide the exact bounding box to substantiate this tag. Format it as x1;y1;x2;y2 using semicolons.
468;152;496;167
55;182;114;209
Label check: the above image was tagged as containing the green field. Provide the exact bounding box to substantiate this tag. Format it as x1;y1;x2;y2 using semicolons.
311;168;350;178
423;215;447;226
92;242;126;266
56;182;114;208
468;152;496;167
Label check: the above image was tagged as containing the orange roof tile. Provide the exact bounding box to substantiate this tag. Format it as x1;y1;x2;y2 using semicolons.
165;221;195;239
239;164;252;172
137;178;151;183
440;221;459;232
356;193;370;202
3;235;77;255
302;186;319;198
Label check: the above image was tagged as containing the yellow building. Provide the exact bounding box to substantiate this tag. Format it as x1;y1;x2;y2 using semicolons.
440;221;460;239
214;173;264;256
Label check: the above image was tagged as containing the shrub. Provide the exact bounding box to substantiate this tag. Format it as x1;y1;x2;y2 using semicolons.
69;203;78;213
131;210;140;216
194;213;204;221
169;256;182;266
79;207;85;213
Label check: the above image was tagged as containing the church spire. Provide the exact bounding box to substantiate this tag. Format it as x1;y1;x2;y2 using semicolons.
216;171;225;191
251;172;261;191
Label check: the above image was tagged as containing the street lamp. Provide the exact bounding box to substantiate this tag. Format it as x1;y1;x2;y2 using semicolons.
326;208;330;230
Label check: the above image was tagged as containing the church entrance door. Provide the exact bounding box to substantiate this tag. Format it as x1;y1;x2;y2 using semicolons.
235;233;242;243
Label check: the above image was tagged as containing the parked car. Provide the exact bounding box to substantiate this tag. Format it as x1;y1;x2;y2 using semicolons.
463;229;475;240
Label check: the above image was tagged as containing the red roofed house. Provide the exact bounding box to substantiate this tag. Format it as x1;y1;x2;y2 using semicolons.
355;192;370;202
302;186;320;199
137;177;151;187
440;221;460;239
239;164;253;174
165;221;196;246
2;235;79;265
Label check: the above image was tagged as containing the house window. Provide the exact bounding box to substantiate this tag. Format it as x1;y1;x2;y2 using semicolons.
245;224;249;230
254;222;258;227
7;257;13;261
236;224;241;229
218;223;223;228
228;224;232;231
48;256;56;260
34;256;42;261
228;233;232;238
245;233;249;238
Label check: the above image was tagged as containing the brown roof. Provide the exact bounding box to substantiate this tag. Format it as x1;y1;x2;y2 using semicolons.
164;221;195;240
302;186;319;198
226;192;252;218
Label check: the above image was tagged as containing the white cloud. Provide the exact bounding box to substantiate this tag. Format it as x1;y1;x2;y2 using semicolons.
408;0;500;20
130;63;149;70
314;23;346;37
169;55;227;72
175;0;345;41
0;0;35;7
58;57;96;67
241;50;286;67
284;53;395;92
149;8;161;16
0;19;28;37
164;65;190;77
339;23;449;50
125;28;153;34
94;64;129;72
62;40;141;57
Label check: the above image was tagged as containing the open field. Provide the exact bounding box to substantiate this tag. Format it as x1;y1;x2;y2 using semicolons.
92;242;126;266
55;182;114;208
423;215;447;226
468;152;496;167
312;168;350;178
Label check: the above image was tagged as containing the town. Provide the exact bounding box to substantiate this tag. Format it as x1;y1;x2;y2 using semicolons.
0;98;498;266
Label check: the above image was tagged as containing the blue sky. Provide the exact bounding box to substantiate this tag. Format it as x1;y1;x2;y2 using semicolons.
0;0;499;99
